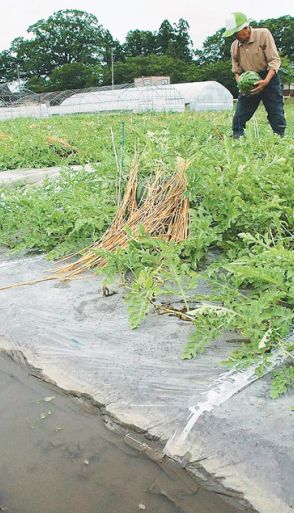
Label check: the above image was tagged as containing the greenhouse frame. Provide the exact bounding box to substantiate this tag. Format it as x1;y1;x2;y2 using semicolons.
0;81;233;120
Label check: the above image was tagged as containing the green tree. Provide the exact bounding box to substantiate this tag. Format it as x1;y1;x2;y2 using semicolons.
156;20;175;56
124;30;157;57
253;16;294;60
10;37;47;78
48;62;103;90
279;56;294;93
143;54;191;81
28;10;110;65
101;33;124;67
102;54;191;86
9;10;118;81
172;19;194;61
155;19;193;61
194;28;232;65
0;50;16;82
25;76;49;93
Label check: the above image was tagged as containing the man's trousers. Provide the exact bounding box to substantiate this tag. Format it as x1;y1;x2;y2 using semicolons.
233;71;286;138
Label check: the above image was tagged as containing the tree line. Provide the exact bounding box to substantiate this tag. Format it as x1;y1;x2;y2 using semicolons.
0;10;293;97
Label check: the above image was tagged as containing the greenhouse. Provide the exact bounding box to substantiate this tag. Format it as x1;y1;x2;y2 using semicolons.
0;81;233;120
173;81;233;111
53;85;185;115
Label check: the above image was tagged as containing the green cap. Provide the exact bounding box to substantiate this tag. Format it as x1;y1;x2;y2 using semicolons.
222;12;250;38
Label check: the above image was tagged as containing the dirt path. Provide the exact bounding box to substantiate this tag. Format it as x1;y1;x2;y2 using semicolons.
0;351;251;513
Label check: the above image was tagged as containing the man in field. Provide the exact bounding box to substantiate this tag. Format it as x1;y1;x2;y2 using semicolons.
222;12;286;138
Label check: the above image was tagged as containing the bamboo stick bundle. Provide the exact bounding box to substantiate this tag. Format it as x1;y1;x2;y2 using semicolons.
0;157;190;292
53;157;190;280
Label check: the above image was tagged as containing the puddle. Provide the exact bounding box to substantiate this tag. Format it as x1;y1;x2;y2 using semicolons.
0;352;255;513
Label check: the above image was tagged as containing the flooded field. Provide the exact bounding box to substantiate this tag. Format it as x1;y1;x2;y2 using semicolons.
0;352;254;513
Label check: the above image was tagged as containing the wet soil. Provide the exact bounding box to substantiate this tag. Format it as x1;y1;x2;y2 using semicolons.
0;352;254;513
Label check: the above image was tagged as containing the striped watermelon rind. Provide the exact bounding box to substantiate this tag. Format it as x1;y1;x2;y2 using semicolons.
238;71;261;95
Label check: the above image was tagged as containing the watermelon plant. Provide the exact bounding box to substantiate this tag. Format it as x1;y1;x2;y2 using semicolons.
0;106;293;398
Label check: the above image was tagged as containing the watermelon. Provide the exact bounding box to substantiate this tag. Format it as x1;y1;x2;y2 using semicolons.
237;71;261;95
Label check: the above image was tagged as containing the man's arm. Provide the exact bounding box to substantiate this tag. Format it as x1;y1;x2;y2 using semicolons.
251;29;280;95
231;41;242;76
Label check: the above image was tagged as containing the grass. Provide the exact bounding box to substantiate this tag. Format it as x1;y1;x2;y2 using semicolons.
0;104;292;171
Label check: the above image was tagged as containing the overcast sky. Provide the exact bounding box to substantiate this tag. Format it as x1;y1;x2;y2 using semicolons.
1;0;293;52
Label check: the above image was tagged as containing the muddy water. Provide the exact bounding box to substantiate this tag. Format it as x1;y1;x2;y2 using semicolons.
0;352;253;513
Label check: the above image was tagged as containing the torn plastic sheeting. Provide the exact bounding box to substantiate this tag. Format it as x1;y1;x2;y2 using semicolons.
1;250;293;513
0;252;248;437
164;349;288;456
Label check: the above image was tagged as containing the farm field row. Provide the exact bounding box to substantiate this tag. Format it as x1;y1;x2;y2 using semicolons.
0;106;293;398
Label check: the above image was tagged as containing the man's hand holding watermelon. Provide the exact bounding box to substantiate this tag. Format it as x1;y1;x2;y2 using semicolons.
250;69;276;95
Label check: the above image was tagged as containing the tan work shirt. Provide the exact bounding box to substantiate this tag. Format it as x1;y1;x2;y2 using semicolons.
231;27;281;75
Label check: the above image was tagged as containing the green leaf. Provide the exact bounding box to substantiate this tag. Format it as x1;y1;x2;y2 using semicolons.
271;365;294;399
125;291;151;329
